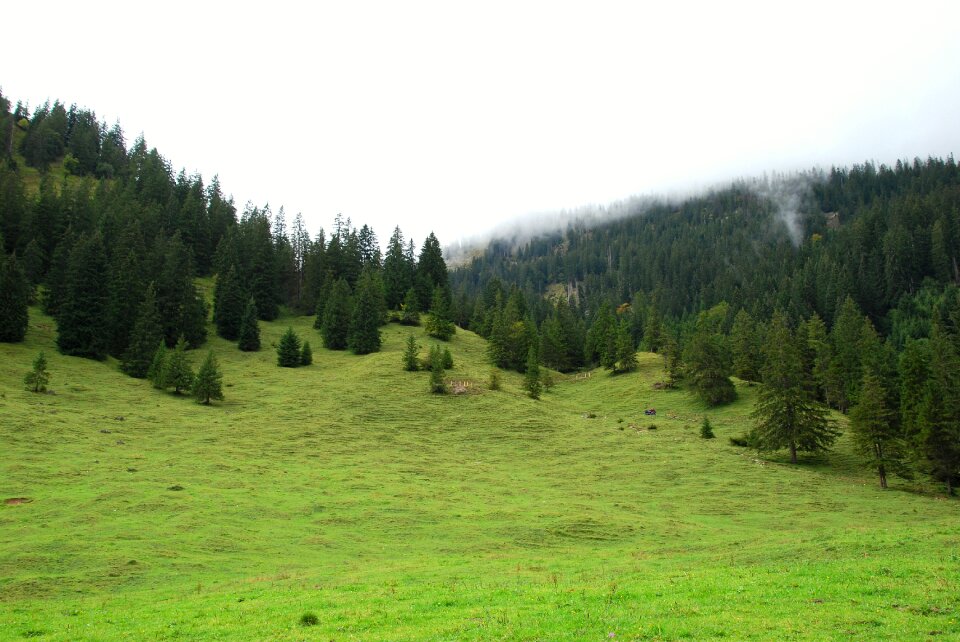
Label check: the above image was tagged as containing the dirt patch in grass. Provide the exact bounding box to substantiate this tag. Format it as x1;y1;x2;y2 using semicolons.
4;497;33;505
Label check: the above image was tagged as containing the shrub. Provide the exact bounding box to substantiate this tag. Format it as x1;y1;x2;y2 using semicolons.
488;369;501;391
299;612;319;626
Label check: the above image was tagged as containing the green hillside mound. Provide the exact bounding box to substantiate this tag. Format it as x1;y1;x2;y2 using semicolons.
1;309;957;641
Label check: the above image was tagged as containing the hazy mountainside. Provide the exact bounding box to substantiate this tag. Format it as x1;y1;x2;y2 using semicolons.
450;158;960;338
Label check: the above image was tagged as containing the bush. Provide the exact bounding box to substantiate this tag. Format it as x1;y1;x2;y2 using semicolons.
299;612;319;626
488;369;501;391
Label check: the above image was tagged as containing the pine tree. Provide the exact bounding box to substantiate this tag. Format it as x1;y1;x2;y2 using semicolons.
442;347;453;369
121;284;163;378
429;345;446;393
23;351;50;393
0;252;30;342
349;269;385;354
402;334;420;371
214;265;245;340
826;296;864;412
383;226;412;309
56;234;110;359
730;309;761;381
277;327;303;367
700;416;715;439
321;278;352;350
684;308;735;405
416;232;448;311
849;372;907;488
147;343;167;389
752;311;839;463
612;319;638;374
237;299;261;351
524;346;542;399
400;287;420;326
300;341;313;366
425;285;455;340
192;351;224;404
914;324;960;494
488;368;502;391
163;336;195;394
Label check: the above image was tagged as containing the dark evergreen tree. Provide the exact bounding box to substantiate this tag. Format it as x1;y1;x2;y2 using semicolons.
349;269;385;354
321;278;352;350
400;287;420;326
730;309;761;381
425;285;456;340
849;372;908;488
752;311;839;463
585;302;616;367
121;284;163;378
524;346;542;399
237;299;261;352
384;226;413;309
915;324;960;494
56;234;109;358
23;351;50;393
825;296;863;412
192;351;224;404
163;336;194;394
300;341;313;366
147;343;167;389
416;232;448;310
611;318;638;374
442;347;453;369
684;305;736;405
402;334;420;371
214;265;245;340
700;417;715;439
277;327;303;367
429;344;446;393
0;252;30;342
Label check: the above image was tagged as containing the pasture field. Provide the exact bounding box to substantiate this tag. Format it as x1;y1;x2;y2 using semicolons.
1;307;957;640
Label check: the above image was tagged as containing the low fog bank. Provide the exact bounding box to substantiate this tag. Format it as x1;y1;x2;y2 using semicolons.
445;169;829;265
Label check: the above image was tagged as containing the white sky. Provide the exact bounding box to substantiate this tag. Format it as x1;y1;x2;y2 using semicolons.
6;1;960;250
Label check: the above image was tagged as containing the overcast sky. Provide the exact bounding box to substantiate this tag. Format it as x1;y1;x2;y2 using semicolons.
6;1;960;249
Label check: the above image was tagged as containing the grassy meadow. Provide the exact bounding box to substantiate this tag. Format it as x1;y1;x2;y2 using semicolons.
1;306;958;640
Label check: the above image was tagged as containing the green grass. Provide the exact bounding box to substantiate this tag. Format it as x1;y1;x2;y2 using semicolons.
1;307;958;640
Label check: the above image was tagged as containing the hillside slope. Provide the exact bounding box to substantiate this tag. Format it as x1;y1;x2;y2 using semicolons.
1;309;958;640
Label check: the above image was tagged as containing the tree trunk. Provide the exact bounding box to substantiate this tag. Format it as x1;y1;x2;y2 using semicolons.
789;442;797;464
878;463;887;489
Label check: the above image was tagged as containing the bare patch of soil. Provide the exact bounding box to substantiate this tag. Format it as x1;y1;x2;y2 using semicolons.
4;497;32;505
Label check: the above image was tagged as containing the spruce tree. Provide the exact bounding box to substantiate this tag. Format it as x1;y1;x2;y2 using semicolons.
684;326;735;405
915;324;960;494
349;269;385;354
237;299;261;351
214;265;245;340
752;311;839;463
321;278;352;350
163;336;195;394
612;319;638;374
383;226;413;310
402;334;420;371
730;309;761;381
442;347;453;369
192;351;224;404
849;372;907;488
121;284;163;378
700;416;715;439
300;341;313;366
56;234;110;359
425;285;455;340
23;351;50;393
147;343;167;389
400;287;420;326
524;346;542;399
277;327;303;367
0;252;30;342
429;345;446;393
